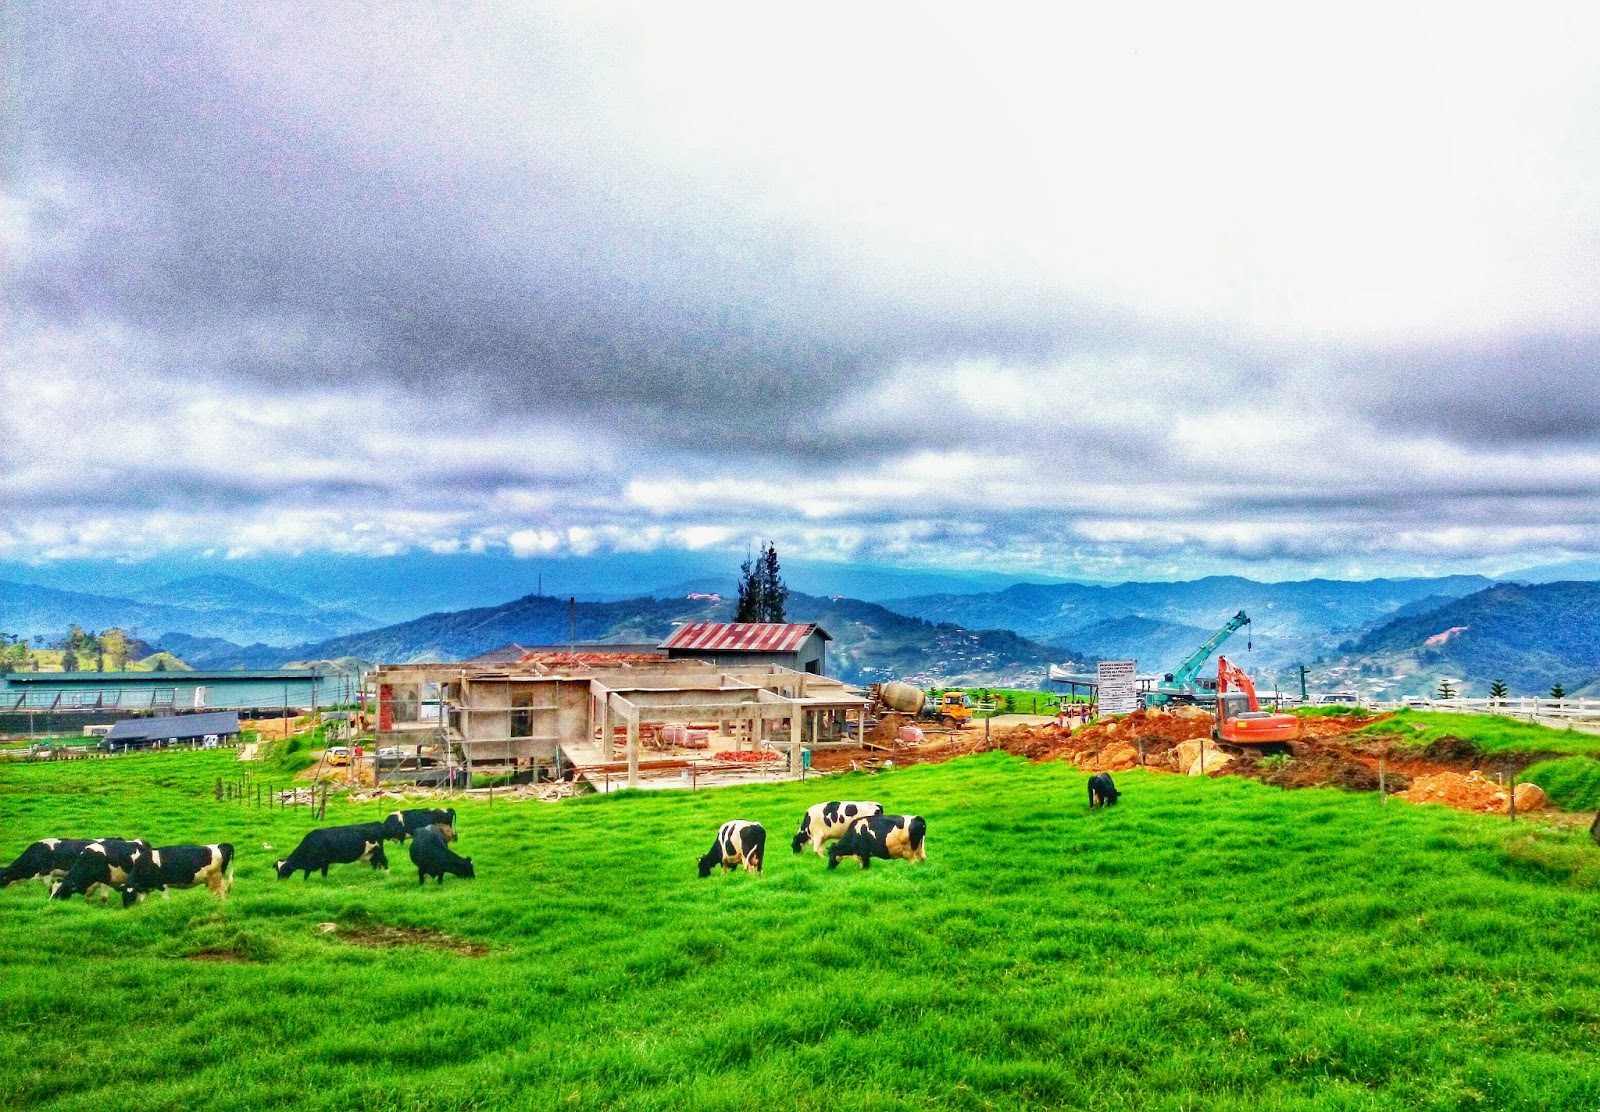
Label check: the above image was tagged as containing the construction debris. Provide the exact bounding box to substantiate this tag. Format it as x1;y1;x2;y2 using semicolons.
1392;770;1548;814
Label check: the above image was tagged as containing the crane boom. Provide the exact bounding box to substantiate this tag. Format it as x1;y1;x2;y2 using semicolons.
1168;610;1250;690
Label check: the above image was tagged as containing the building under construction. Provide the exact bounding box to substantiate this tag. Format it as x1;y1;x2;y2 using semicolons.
371;650;870;790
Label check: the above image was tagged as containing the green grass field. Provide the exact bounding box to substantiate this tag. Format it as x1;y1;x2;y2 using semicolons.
5;749;1600;1110
1353;709;1600;756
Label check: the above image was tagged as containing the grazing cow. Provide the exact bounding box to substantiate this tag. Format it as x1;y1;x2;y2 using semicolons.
1088;772;1120;810
791;801;884;857
49;838;151;902
275;823;389;880
408;825;475;885
120;844;234;906
383;808;457;843
0;838;107;888
827;815;927;870
698;820;766;877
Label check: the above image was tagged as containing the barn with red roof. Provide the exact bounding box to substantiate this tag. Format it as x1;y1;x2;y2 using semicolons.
660;622;831;675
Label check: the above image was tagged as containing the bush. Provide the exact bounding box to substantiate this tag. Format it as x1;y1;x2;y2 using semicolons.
1519;756;1600;811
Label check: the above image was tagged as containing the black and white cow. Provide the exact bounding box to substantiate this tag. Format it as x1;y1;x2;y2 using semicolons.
49;838;152;902
0;838;108;888
1087;772;1120;809
120;844;234;906
275;823;389;879
826;815;927;870
791;801;884;856
698;820;766;877
408;825;474;885
383;808;457;843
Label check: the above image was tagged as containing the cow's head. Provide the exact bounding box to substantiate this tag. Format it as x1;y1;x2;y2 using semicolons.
120;886;145;908
697;851;718;878
459;857;476;880
273;858;291;879
791;811;812;853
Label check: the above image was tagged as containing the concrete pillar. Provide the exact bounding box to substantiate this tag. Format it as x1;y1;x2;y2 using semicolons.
789;707;803;773
600;698;613;761
626;712;640;789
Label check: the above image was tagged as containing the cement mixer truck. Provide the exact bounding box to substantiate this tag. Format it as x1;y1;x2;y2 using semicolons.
870;683;974;727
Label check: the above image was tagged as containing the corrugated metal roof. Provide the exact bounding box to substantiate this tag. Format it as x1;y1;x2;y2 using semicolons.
660;622;830;653
104;711;241;742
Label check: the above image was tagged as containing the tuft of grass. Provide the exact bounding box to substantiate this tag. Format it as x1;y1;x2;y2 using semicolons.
1520;756;1600;811
1354;707;1600;756
6;749;1600;1109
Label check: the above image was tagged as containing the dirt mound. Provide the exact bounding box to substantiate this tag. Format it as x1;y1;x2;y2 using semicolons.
1236;747;1402;793
1394;771;1512;813
1422;735;1483;764
864;712;909;746
990;708;1213;771
317;921;489;956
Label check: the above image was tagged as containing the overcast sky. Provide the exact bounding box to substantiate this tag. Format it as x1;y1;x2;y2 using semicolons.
6;2;1600;582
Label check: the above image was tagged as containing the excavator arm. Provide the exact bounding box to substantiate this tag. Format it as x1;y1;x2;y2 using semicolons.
1216;656;1260;711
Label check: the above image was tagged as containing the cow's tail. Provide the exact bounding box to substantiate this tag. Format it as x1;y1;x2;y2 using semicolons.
907;816;927;861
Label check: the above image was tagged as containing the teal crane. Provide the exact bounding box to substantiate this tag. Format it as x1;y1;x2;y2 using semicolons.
1145;610;1252;708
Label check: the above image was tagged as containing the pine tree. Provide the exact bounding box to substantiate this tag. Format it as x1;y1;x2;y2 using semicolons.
1489;679;1508;702
1436;678;1456;699
1551;683;1567;700
734;543;788;623
734;550;762;622
760;543;787;624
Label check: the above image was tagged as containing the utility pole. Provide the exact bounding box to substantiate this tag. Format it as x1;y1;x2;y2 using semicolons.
569;596;576;653
1296;664;1310;702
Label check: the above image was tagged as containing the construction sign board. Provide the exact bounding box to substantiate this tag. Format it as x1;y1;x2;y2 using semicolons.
1097;660;1138;715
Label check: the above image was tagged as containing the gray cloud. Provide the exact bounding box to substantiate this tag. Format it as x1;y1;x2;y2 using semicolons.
9;4;1600;577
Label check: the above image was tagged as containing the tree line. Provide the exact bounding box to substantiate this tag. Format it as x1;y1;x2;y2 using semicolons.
0;626;154;674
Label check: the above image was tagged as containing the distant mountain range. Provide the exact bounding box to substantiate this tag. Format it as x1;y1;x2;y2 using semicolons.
878;575;1497;680
0;576;375;647
1316;581;1600;697
0;553;1085;625
212;591;1081;688
10;552;1600;694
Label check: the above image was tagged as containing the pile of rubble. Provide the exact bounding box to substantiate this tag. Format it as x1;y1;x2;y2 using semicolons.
1393;771;1547;814
992;706;1223;775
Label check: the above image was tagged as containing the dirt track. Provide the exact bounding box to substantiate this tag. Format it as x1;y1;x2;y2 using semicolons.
814;708;1568;816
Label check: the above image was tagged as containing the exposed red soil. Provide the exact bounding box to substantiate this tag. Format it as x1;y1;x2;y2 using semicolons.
317;921;489;956
818;707;1559;816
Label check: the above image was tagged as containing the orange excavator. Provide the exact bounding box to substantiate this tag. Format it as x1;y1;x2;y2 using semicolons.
1213;656;1301;748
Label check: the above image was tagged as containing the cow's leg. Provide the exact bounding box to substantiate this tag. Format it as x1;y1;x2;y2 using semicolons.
436;874;444;885
858;854;871;869
418;868;427;886
161;887;170;901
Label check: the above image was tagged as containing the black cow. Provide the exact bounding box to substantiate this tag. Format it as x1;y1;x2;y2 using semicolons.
791;801;884;856
1088;772;1120;809
1591;810;1600;848
121;844;234;906
384;808;457;843
0;838;108;887
275;823;389;879
827;815;927;870
49;838;151;902
408;824;474;885
698;820;766;877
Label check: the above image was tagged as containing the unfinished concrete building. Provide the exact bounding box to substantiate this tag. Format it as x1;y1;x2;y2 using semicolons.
371;656;869;790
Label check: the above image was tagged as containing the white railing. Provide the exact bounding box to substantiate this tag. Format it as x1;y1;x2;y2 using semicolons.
1360;696;1600;721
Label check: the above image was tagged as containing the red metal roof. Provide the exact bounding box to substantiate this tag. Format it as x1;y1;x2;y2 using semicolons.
660;622;830;653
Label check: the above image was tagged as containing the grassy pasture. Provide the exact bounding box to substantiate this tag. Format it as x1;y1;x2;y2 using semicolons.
4;751;1600;1110
1354;708;1600;757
